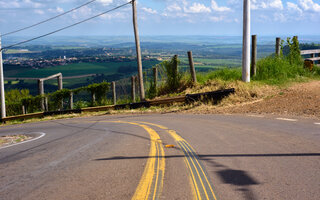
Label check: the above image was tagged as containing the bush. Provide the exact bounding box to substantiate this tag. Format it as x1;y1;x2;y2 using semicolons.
158;55;183;94
254;36;306;84
74;101;89;109
50;89;71;110
5;89;31;116
85;81;110;106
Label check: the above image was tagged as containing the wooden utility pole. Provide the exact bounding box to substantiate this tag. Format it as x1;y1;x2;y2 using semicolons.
242;0;251;82
112;81;116;105
251;35;257;76
131;76;136;103
0;35;6;119
132;0;145;101
188;51;197;83
276;37;281;57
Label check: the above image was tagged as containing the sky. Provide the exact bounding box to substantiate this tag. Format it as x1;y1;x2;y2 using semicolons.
0;0;319;37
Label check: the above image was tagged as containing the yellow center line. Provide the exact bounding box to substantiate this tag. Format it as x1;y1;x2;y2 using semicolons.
179;141;210;200
183;141;217;199
153;142;160;200
179;141;202;200
97;120;165;200
135;121;218;200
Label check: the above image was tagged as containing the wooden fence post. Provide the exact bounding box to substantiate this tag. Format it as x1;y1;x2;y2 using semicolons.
251;35;257;76
276;37;281;57
131;76;136;103
187;51;197;83
153;67;158;89
69;91;73;110
112;81;116;105
58;75;63;90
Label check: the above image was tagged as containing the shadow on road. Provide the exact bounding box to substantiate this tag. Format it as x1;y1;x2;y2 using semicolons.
94;152;320;161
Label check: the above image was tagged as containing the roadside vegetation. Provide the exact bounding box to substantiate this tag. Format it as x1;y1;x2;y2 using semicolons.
2;37;320;120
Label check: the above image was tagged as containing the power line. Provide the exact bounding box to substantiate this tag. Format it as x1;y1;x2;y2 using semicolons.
1;1;132;51
2;0;98;37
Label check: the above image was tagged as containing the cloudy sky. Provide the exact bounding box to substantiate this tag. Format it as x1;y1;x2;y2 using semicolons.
0;0;319;37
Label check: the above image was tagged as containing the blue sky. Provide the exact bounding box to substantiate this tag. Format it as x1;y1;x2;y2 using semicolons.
0;0;319;36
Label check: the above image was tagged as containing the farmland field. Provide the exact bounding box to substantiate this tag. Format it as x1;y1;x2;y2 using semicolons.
8;60;160;78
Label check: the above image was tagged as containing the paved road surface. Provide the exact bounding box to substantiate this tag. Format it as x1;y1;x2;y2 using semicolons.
0;114;319;200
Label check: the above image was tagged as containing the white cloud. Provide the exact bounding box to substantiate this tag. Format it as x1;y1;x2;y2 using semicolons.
97;0;113;6
252;0;284;10
210;16;224;22
298;0;320;12
287;2;303;14
0;1;20;8
184;3;211;13
71;7;93;20
141;7;157;14
23;0;42;8
0;0;43;9
211;0;231;12
34;9;44;15
166;4;182;12
48;6;64;13
274;12;286;22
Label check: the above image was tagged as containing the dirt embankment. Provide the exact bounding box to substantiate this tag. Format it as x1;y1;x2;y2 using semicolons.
185;80;320;119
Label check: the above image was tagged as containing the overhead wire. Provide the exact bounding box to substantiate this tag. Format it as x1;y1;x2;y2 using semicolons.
1;1;132;51
2;0;98;37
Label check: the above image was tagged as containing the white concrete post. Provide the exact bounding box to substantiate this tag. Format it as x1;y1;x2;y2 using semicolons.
242;0;251;82
0;35;6;118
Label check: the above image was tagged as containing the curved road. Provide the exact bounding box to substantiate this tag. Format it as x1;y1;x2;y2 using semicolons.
0;114;319;200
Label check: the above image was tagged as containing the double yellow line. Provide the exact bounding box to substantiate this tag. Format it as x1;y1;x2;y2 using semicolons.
105;121;165;200
94;120;217;200
137;121;218;200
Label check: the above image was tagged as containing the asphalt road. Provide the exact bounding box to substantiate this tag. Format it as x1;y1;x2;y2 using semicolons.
0;114;319;200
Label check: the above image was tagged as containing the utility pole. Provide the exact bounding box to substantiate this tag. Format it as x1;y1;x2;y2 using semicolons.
0;35;6;119
242;0;251;82
132;0;145;101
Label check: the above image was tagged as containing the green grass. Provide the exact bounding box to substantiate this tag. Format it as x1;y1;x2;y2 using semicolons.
180;58;241;66
5;49;35;54
197;68;242;84
195;56;320;86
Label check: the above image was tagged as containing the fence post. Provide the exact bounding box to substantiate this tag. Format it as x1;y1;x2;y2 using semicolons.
22;105;25;115
276;37;281;57
131;76;136;103
91;93;96;105
58;75;63;90
69;91;73;110
153;67;158;89
38;79;45;111
44;97;48;112
251;35;257;76
187;51;197;83
112;81;116;105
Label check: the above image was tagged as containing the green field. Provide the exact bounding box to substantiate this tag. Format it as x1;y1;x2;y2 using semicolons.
9;60;159;78
180;57;241;72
